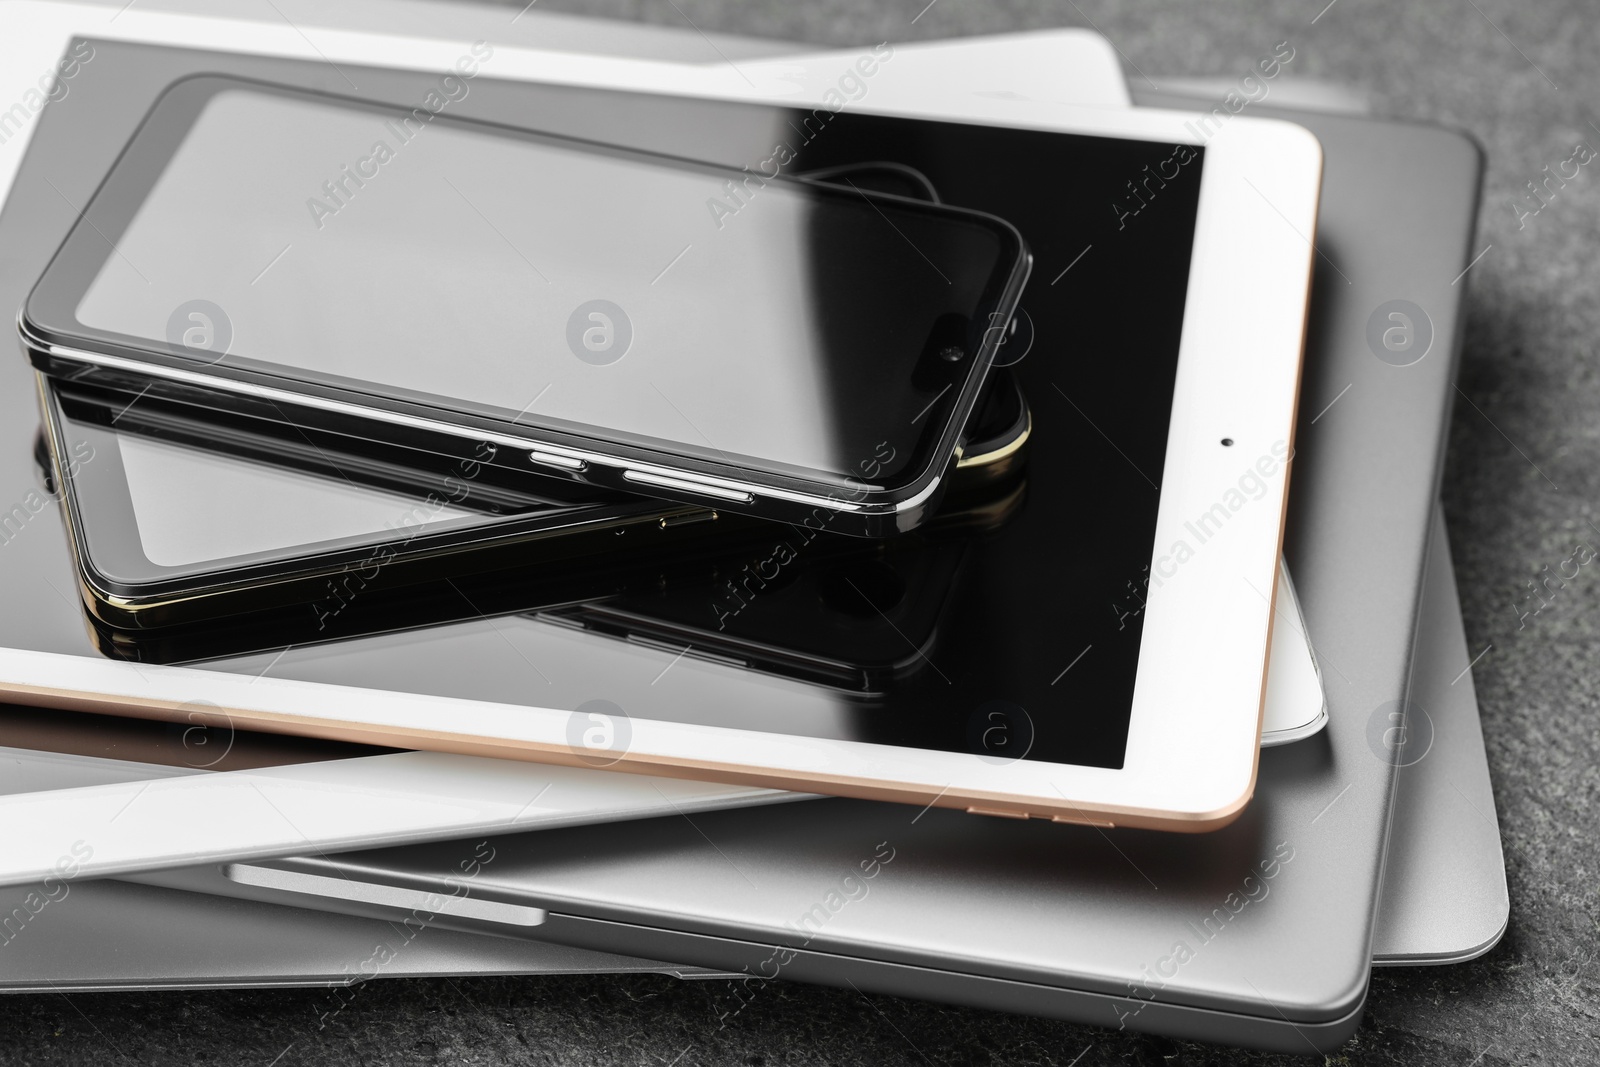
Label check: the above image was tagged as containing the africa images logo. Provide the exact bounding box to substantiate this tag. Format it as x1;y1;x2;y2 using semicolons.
565;300;633;366
1365;299;1433;367
166;299;233;362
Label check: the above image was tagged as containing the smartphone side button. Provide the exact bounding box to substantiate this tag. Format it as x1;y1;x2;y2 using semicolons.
1051;813;1117;829
659;509;719;529
528;450;587;473
965;805;1031;820
624;469;754;505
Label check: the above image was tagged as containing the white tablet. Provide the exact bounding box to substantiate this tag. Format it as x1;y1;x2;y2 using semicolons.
0;5;1319;831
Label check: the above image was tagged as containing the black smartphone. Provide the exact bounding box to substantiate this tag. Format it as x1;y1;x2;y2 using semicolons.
22;75;1032;536
37;368;1029;648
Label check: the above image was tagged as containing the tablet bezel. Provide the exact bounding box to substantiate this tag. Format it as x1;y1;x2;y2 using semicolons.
0;7;1319;830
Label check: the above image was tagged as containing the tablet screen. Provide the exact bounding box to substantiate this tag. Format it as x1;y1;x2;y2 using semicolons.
5;44;1200;770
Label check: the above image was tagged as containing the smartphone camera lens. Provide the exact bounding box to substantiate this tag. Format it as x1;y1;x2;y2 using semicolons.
915;312;971;390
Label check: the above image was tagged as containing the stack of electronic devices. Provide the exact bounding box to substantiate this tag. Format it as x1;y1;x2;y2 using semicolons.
0;0;1506;1054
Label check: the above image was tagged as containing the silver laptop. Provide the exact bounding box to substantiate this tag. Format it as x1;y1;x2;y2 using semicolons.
0;504;1502;995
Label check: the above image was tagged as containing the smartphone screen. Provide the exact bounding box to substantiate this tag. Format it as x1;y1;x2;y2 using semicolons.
43;78;1023;494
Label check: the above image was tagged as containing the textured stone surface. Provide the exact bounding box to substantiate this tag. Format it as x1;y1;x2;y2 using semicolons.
3;1;1597;1063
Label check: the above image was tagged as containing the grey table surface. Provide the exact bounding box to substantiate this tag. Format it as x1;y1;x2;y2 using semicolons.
2;0;1597;1063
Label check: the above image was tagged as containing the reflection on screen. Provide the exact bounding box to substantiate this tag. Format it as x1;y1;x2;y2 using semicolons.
118;434;476;567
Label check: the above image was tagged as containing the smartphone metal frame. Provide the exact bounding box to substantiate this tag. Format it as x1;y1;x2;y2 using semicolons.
20;74;1032;538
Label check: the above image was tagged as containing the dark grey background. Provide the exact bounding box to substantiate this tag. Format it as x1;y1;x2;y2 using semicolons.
2;0;1595;1063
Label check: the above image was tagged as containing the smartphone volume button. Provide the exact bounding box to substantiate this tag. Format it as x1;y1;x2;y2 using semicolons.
528;450;586;473
623;469;754;505
965;805;1031;820
659;510;719;530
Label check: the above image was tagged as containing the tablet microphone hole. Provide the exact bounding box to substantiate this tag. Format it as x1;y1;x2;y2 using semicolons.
1220;437;1234;447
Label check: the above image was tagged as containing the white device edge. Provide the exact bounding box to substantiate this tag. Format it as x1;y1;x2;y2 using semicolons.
0;746;801;889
